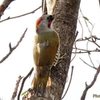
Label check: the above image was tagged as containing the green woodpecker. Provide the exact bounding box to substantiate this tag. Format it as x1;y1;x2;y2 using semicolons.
32;15;59;95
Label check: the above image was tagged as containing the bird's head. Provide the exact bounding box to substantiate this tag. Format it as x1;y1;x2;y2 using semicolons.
35;15;54;33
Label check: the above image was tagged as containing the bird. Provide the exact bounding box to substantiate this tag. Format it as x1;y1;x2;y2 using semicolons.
31;14;60;96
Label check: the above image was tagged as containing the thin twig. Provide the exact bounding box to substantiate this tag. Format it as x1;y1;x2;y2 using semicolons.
76;36;100;42
0;6;42;23
0;28;27;63
86;42;95;67
11;76;23;100
61;66;74;99
88;39;100;48
81;65;100;100
72;35;100;54
17;67;34;100
78;18;84;38
72;47;100;54
80;8;93;37
79;58;97;70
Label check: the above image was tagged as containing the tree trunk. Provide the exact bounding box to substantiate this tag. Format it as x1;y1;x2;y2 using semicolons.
22;0;81;100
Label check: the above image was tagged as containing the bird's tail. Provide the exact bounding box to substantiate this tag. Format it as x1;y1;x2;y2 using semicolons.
31;66;50;96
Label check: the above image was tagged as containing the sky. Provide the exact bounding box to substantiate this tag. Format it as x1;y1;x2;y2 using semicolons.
0;0;100;100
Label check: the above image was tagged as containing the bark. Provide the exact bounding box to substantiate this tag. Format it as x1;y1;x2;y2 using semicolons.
22;0;81;100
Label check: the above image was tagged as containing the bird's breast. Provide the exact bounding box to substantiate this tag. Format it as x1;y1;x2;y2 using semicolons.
33;31;59;66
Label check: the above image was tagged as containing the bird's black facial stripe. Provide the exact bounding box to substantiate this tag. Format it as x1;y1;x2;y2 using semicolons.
47;15;54;28
47;15;54;21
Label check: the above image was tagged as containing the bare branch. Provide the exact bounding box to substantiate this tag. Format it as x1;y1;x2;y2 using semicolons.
11;76;23;100
72;47;100;54
76;36;100;43
61;66;74;99
0;0;14;17
17;67;33;100
72;35;100;54
81;65;100;100
86;42;95;67
80;8;94;37
0;28;27;63
78;18;84;38
79;58;97;70
0;6;42;23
